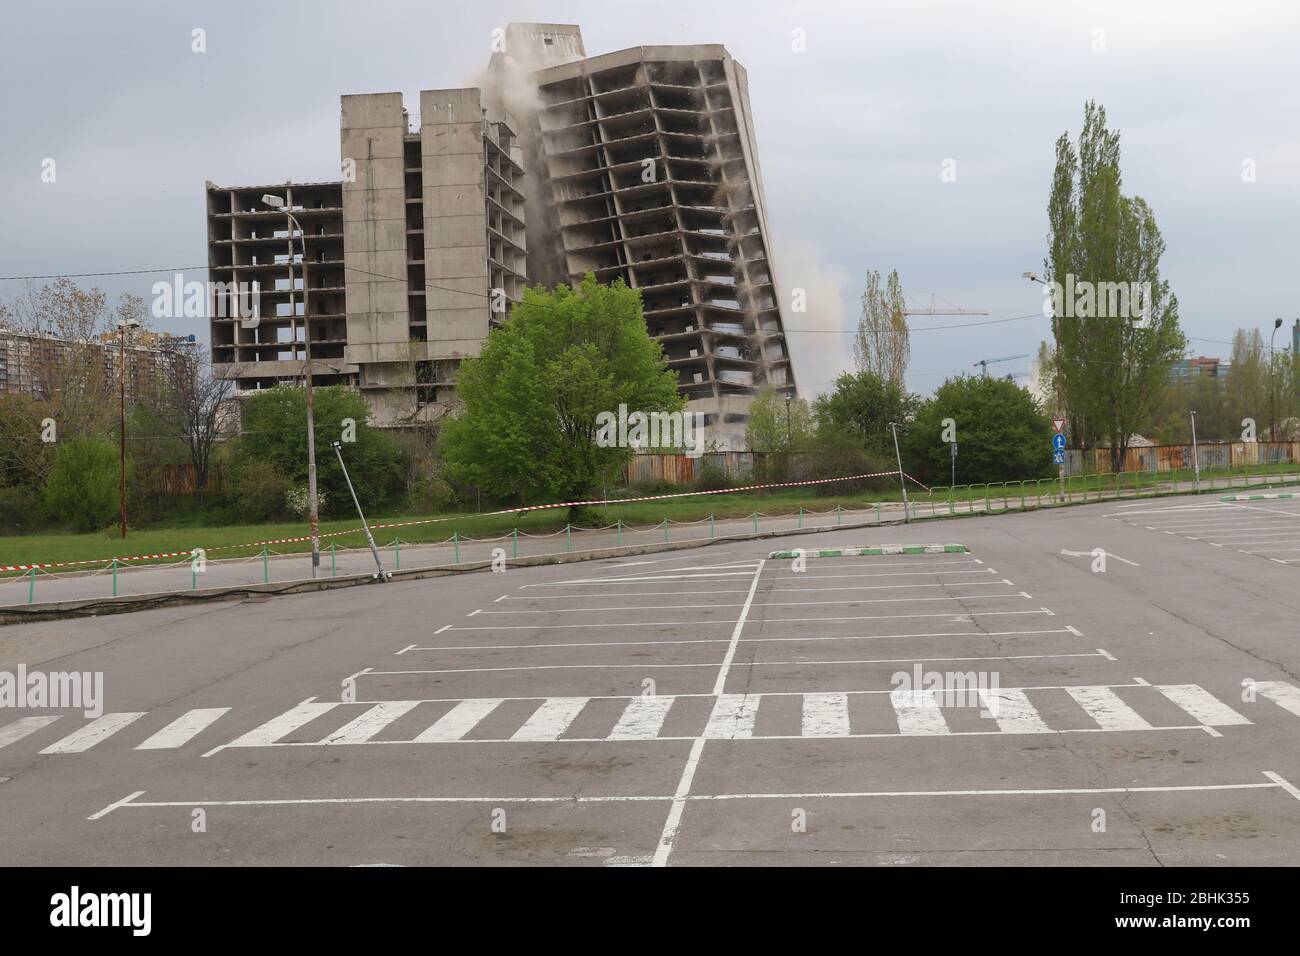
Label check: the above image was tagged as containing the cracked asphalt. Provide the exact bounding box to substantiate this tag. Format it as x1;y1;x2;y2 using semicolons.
1;489;1298;866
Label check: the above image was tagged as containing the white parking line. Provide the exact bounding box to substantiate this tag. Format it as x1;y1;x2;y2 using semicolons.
402;628;1077;652
364;650;1107;676
440;609;1053;632
474;593;1028;615
91;774;1294;821
654;558;766;867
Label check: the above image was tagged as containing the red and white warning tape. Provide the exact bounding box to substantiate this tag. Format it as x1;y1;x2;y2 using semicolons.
1;468;904;573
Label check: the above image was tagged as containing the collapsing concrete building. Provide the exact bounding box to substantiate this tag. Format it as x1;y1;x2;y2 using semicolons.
489;23;797;449
206;23;797;446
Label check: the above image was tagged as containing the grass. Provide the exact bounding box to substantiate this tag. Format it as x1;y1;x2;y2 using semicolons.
5;461;1300;574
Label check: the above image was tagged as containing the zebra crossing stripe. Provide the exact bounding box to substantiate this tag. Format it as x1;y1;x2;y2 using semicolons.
890;689;950;734
39;713;146;754
704;694;759;739
511;697;589;741
1255;680;1300;717
226;702;340;748
769;544;967;558
802;693;850;737
981;689;1052;734
1155;685;1250;726
0;715;61;750
414;698;503;742
1065;686;1152;730
608;696;675;739
322;702;420;744
136;708;231;750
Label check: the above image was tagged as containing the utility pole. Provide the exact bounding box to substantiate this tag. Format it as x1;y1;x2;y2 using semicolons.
117;313;139;538
332;441;389;580
1270;318;1284;442
263;193;320;578
889;421;910;524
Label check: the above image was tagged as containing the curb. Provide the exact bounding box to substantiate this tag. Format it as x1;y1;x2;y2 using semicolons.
1219;492;1299;502
768;544;967;558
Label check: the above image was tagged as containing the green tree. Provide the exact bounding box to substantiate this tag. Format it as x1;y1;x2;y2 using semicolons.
228;385;404;518
43;438;120;533
812;370;915;457
1225;329;1266;437
440;276;682;517
1151;375;1231;444
852;269;909;387
745;387;815;453
902;376;1053;486
745;387;816;481
1045;101;1186;471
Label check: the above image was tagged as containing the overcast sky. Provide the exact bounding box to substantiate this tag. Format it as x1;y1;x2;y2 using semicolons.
3;0;1298;395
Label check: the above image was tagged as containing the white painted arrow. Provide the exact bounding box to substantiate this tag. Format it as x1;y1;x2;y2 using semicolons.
1060;548;1140;567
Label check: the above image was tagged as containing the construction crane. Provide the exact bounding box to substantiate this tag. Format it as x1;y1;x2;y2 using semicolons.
973;353;1029;377
902;290;989;318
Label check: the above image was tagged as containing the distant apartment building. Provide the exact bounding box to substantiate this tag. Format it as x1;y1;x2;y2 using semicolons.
1171;356;1230;385
0;326;192;402
206;89;524;423
205;23;798;447
490;23;797;449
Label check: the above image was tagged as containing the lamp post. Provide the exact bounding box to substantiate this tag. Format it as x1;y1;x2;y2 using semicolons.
332;441;389;580
1270;317;1284;443
263;193;320;578
117;314;140;538
1024;271;1066;501
889;421;910;524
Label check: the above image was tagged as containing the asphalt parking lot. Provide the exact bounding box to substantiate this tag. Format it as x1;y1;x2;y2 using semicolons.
2;489;1299;866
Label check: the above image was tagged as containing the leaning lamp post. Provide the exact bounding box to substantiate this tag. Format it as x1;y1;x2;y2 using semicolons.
262;193;321;578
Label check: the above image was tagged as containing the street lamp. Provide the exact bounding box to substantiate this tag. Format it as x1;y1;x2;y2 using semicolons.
263;193;321;579
117;313;141;539
1270;317;1284;443
1190;410;1200;492
888;421;910;524
1025;271;1066;501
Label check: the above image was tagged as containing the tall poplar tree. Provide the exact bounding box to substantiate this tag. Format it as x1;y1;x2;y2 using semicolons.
1045;101;1185;471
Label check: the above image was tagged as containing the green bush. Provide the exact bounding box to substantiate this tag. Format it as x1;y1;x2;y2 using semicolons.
228;460;293;523
692;460;735;491
408;477;458;515
902;375;1054;486
227;386;406;517
0;485;40;535
43;439;120;533
806;426;882;495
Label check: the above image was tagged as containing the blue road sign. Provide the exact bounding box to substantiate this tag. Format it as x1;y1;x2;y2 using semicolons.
1052;433;1067;451
1053;450;1066;465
